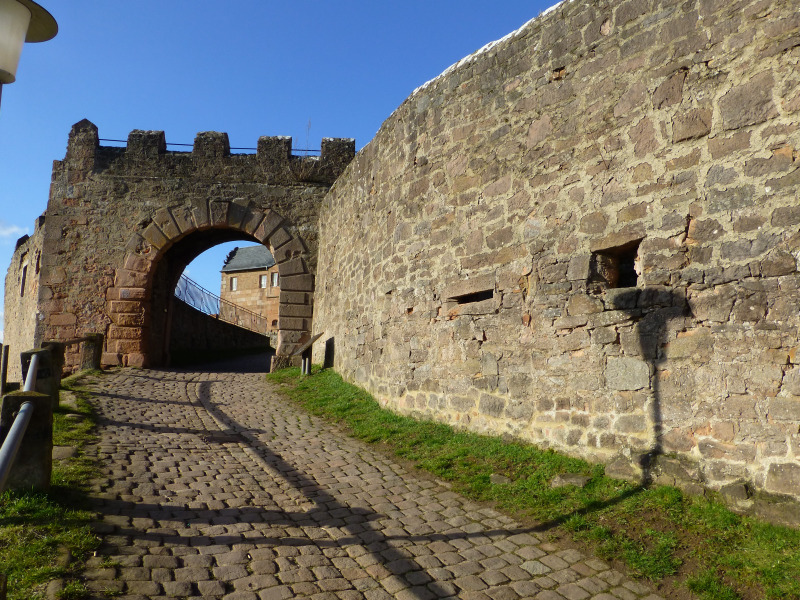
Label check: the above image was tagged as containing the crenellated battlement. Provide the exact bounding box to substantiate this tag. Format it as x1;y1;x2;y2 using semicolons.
63;119;355;185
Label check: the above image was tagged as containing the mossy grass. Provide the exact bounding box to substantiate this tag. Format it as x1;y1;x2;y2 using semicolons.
1;370;102;600
268;366;800;600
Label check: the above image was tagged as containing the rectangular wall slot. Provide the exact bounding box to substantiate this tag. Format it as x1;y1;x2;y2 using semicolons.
452;289;494;304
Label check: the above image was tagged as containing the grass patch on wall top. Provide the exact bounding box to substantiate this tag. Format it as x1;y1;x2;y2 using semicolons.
268;366;800;600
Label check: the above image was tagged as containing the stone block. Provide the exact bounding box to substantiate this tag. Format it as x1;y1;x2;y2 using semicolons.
782;369;800;396
614;414;647;433
240;209;265;236
279;291;313;305
479;393;505;418
719;71;778;130
209;201;229;226
767;397;800;421
109;301;144;315
279;303;314;318
567;255;591;281
114;269;147;289
277;257;308;277
653;69;686;109
579;211;608;234
153;208;180;240
605;357;650;390
687;218;724;242
771;205;800;227
273;237;306;263
708;131;751;159
193;131;230;158
226;199;250;229
48;313;77;326
279;274;315;292
142;223;168;250
101;352;122;366
443;273;495;301
170;204;195;233
663;327;712;359
278;316;311;331
673;108;712;142
269;227;292;249
764;463;800;496
191;199;210;229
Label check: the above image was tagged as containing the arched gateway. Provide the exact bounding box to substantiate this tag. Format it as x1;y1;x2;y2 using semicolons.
5;120;354;372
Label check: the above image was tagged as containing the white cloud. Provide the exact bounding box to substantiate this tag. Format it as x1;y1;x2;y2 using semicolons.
0;222;27;242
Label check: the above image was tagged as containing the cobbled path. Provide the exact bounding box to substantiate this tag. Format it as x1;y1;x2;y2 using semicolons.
81;366;666;600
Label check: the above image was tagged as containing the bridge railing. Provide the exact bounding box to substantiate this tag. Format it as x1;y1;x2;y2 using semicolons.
175;274;272;335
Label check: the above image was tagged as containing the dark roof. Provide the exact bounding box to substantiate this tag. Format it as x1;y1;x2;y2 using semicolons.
221;245;276;273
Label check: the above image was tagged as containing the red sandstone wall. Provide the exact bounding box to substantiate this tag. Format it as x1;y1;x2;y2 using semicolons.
315;0;800;522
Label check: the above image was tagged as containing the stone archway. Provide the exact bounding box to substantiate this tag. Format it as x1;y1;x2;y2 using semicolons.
111;201;314;368
2;120;353;375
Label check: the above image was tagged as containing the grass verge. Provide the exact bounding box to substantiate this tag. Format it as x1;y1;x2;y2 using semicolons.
0;371;102;600
268;366;800;600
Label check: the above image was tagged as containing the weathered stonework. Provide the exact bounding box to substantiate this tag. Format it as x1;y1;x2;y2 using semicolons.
314;0;800;522
3;120;354;378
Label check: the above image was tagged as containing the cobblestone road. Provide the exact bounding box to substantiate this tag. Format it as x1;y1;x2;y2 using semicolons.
82;366;665;600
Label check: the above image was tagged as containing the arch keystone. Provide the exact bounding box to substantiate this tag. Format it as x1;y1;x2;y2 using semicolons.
209;200;230;226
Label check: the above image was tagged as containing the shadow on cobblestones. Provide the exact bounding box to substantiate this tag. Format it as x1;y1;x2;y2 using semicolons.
83;368;665;599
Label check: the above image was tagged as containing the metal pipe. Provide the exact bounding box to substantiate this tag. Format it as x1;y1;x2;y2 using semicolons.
23;352;39;392
0;400;34;493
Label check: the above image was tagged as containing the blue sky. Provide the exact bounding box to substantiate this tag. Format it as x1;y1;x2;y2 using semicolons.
0;1;553;334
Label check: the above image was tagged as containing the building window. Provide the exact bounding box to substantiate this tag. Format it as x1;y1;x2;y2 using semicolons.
271;272;279;287
260;274;268;288
230;276;237;291
272;319;278;327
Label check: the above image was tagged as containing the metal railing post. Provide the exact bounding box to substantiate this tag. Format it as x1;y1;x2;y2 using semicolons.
23;352;39;392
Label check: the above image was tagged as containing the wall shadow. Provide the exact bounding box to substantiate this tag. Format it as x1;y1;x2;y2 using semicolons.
608;288;692;486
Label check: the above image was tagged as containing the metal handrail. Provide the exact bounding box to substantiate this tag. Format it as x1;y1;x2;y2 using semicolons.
175;274;272;335
0;401;34;493
0;353;40;493
23;353;39;392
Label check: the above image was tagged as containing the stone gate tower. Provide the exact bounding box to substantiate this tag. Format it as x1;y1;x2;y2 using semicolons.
3;120;354;377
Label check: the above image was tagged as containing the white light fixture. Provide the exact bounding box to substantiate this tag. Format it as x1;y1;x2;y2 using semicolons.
0;0;57;86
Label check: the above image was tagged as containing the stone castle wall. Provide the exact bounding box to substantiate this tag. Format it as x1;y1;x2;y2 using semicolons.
3;120;353;371
314;0;800;521
169;299;272;359
3;221;45;381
